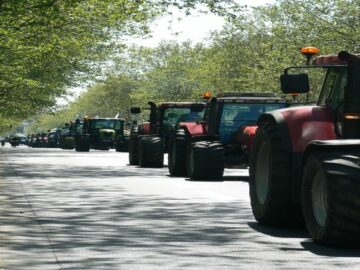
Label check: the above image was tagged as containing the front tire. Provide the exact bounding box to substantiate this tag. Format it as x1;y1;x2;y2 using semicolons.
138;136;164;168
302;151;360;245
186;141;224;180
249;122;298;225
75;136;90;152
168;129;187;176
116;139;129;152
129;129;139;165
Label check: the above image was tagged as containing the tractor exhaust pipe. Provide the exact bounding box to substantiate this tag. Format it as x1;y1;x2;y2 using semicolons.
338;51;360;138
148;101;158;133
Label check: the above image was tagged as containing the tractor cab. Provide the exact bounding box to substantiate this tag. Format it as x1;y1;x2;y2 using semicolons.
205;93;290;145
280;48;360;139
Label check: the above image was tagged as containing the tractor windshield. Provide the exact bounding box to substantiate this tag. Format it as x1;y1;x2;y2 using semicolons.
162;107;204;126
161;107;204;138
219;102;287;144
92;119;123;130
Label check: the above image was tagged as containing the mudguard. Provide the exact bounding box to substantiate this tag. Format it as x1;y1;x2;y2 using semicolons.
302;139;360;168
257;105;338;202
258;105;337;153
179;122;207;138
140;122;151;135
281;106;337;152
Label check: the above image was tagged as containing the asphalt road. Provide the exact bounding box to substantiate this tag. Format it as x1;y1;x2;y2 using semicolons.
0;145;359;270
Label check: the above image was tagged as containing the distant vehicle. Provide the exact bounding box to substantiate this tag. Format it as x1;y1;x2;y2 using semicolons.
169;93;292;179
32;133;48;148
10;136;19;147
128;101;206;168
47;129;62;148
19;136;27;145
75;117;127;152
27;134;36;147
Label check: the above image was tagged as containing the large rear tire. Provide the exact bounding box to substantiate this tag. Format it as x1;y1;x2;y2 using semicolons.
61;137;75;150
302;151;360;246
129;129;139;165
138;136;164;168
249;122;298;225
75;136;90;152
168;129;187;176
186;141;224;180
116;139;129;152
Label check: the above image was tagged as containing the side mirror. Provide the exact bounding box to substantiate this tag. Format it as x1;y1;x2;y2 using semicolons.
130;107;141;114
280;74;310;94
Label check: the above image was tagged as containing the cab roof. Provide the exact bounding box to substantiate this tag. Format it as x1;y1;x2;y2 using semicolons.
86;117;125;121
314;54;360;65
158;102;206;108
215;93;290;103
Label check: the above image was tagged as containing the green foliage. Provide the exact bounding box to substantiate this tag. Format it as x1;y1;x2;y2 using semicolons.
28;74;139;132
72;75;139;118
130;42;209;103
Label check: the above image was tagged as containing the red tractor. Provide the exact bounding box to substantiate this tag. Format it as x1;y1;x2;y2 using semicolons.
169;93;293;179
250;48;360;245
128;101;206;168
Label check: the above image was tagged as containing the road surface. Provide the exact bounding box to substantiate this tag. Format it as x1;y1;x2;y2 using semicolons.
0;145;359;269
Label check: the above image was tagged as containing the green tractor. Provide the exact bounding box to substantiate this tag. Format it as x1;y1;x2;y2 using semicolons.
75;117;127;152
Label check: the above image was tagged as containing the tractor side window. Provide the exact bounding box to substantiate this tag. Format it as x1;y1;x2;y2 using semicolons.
163;108;203;126
218;103;287;144
318;68;345;107
219;103;257;144
329;70;346;109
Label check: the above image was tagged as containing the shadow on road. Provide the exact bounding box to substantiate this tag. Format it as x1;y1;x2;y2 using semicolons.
249;222;360;257
222;175;249;182
1;147;359;269
248;221;308;239
0;181;255;268
0;147;258;268
301;241;360;257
